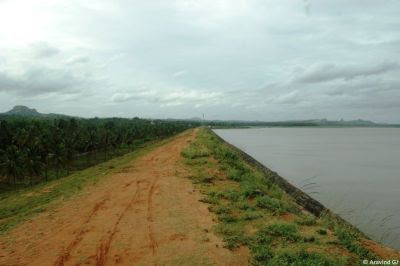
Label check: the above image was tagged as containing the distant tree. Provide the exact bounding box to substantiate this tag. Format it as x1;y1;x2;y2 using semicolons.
1;145;24;186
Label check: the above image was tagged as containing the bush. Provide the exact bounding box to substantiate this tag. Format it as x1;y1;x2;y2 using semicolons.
335;227;375;259
214;146;239;162
220;189;241;202
251;245;274;265
267;184;283;199
252;230;273;246
263;222;300;241
317;229;327;235
181;144;209;159
216;224;247;249
193;173;214;184
249;230;273;265
296;215;317;226
268;249;344;266
199;192;220;204
256;196;287;215
218;213;237;223
227;168;242;181
237;201;255;211
213;205;231;214
241;211;263;221
242;182;264;198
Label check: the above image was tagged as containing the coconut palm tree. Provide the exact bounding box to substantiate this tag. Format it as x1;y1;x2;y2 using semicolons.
1;145;24;186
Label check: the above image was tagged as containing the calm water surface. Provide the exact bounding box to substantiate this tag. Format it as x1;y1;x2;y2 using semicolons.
214;127;400;250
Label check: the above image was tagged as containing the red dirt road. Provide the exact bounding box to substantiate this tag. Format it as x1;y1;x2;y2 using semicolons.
0;130;248;266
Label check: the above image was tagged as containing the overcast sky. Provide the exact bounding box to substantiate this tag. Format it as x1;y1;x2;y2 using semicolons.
0;0;399;122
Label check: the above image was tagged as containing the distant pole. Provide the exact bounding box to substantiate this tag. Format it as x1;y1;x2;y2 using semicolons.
202;113;205;127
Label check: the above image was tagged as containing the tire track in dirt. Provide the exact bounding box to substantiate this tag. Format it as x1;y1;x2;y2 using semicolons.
95;180;142;266
54;196;110;266
147;176;159;256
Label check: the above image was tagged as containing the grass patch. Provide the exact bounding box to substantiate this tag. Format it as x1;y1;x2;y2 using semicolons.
215;223;248;249
335;226;377;260
263;222;300;242
296;215;317;226
256;196;288;215
268;249;346;266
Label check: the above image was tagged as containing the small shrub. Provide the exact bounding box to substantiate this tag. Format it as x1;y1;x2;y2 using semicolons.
227;168;242;181
296;215;317;226
242;183;264;198
285;202;302;215
241;211;263;221
256;196;286;215
251;245;274;265
335;227;375;259
237;201;255;211
252;230;273;246
194;173;214;184
184;157;209;166
267;184;283;199
249;230;273;265
264;222;300;241
214;146;239;162
268;249;344;266
221;189;241;202
213;205;231;214
218;213;237;223
199;194;219;204
317;229;327;235
216;224;247;249
181;145;209;159
223;234;246;249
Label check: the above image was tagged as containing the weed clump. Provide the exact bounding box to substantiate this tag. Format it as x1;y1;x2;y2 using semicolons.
256;196;287;215
263;222;300;241
220;189;241;202
216;224;248;249
268;249;345;266
240;211;263;221
251;245;274;265
296;215;317;226
181;143;209;159
335;227;376;260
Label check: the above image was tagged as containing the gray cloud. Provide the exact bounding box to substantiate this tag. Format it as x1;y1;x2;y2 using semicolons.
0;66;88;96
29;42;60;58
295;62;399;84
0;0;399;122
111;89;223;107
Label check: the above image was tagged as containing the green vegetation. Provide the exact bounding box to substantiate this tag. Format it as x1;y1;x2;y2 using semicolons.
182;128;385;265
0;116;196;191
0;135;175;233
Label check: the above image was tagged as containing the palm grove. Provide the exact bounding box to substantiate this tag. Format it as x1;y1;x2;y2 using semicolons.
0;116;196;190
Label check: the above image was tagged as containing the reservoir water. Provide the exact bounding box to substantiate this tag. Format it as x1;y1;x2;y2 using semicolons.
214;127;400;250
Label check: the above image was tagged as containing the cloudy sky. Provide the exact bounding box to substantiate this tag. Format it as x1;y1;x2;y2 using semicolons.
0;0;399;122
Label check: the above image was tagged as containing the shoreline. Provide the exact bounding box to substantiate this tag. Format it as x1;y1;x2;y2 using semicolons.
209;128;399;253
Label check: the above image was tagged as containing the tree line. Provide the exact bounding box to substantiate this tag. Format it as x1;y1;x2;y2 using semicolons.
0;116;197;189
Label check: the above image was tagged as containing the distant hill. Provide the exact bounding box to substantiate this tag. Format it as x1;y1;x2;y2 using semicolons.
4;105;41;116
301;118;377;126
1;106;398;127
1;105;70;119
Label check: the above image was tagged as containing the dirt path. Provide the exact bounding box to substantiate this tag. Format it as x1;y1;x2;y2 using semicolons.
0;130;248;266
